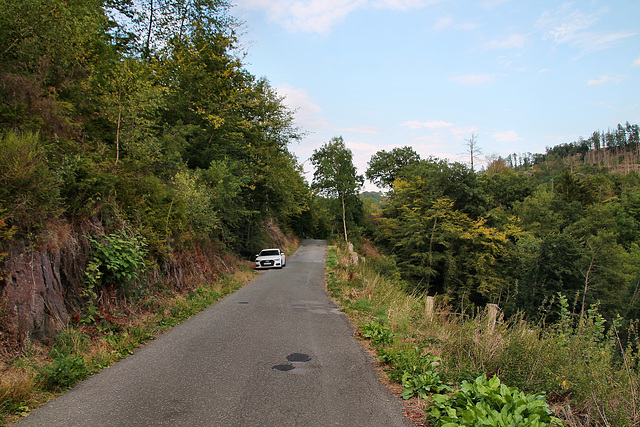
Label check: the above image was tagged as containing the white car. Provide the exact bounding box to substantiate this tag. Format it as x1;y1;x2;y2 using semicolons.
255;248;286;269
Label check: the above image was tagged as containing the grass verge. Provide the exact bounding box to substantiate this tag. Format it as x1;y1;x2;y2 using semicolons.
325;242;640;426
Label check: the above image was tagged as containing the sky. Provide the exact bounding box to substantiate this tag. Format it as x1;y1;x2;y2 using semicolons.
232;0;640;191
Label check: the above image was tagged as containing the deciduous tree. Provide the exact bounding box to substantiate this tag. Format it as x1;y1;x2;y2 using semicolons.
311;136;364;243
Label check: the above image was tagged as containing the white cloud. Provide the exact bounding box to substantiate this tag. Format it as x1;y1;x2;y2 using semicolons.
536;4;635;53
482;0;509;8
432;14;479;32
449;74;496;86
484;34;526;49
236;0;365;33
276;84;329;129
433;15;452;31
633;55;640;68
342;125;381;134
587;75;624;86
493;130;523;142
237;0;442;34
450;125;479;139
401;120;453;130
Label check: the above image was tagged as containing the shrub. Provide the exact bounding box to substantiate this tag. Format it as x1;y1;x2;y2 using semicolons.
86;230;147;291
41;349;89;391
361;320;395;345
379;345;451;399
0;131;61;231
427;374;564;426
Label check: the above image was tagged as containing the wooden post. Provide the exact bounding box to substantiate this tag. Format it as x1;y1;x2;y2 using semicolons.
425;296;434;320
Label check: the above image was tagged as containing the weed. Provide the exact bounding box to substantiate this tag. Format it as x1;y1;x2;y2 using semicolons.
379;345;451;399
40;349;89;391
361;320;395;346
51;328;90;357
427;374;564;426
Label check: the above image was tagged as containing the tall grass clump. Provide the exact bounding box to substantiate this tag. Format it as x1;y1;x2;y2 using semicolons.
327;242;640;426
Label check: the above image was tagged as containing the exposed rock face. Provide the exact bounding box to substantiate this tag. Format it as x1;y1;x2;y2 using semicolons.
1;243;70;343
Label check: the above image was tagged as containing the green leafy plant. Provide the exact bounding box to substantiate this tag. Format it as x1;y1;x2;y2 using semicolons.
79;304;100;325
85;230;147;290
361;320;395;345
402;366;451;399
427;374;564;426
41;349;89;391
379;346;451;399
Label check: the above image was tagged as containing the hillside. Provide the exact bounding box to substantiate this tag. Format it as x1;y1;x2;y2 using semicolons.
0;0;321;363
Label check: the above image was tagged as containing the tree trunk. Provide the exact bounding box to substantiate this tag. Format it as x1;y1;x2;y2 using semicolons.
145;0;155;59
115;87;122;164
580;247;596;321
341;192;348;243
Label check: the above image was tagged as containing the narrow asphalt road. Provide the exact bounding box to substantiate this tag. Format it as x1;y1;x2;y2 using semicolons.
19;239;411;426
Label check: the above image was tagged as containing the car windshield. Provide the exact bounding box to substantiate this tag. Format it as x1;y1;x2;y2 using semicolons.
260;250;280;256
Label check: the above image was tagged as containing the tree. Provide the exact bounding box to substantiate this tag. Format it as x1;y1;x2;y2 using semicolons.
465;133;482;172
366;146;420;189
478;168;533;210
310;136;364;243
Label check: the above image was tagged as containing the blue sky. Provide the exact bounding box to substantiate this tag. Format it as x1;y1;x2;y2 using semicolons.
233;0;640;190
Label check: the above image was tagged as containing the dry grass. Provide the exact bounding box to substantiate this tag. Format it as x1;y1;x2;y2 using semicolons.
0;365;41;406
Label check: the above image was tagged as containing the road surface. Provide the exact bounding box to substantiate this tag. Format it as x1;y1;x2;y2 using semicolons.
19;239;411;426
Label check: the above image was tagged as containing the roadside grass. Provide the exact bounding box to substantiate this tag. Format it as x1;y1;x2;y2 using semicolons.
0;267;256;425
325;243;640;426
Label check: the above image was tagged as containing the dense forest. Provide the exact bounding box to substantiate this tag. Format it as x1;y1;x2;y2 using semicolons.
364;139;640;326
0;0;313;252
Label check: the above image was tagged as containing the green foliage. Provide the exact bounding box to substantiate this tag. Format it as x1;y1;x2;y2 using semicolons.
361;320;395;345
372;150;640;322
379;346;451;399
327;242;640;426
0;0;310;260
427;374;563;427
0;209;16;270
478;168;534;209
0;131;60;231
41;349;89;392
58;155;117;215
366;146;421;189
311;136;364;242
401;368;451;400
172;169;221;236
86;231;147;291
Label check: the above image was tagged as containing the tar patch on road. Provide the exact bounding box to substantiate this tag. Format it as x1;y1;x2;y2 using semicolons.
272;353;312;373
272;364;295;372
287;353;311;362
